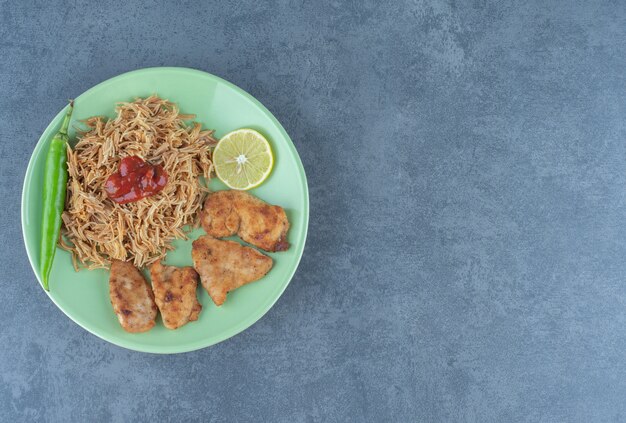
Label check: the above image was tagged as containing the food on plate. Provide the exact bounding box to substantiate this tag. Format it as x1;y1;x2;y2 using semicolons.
212;128;273;190
192;235;273;306
40;100;73;291
60;96;218;270
109;260;158;333
39;95;289;333
149;262;202;330
200;190;290;252
104;156;168;204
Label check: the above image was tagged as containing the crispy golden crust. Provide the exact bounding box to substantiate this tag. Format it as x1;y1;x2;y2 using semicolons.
149;262;202;330
191;235;273;306
200;191;290;252
109;260;157;333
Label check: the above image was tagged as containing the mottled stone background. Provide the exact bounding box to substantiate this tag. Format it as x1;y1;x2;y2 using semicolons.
2;1;626;421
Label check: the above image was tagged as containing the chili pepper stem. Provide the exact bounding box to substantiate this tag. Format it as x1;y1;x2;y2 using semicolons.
59;100;74;136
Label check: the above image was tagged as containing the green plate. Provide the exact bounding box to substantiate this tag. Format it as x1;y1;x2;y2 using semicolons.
21;67;309;353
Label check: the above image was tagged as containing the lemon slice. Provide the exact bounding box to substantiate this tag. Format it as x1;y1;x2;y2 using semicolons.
213;129;274;190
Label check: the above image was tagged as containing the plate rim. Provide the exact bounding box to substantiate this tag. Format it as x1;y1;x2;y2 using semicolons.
20;66;309;354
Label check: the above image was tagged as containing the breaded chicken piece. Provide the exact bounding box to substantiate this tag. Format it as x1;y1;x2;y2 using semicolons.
149;262;202;330
109;260;157;333
200;190;290;252
191;235;273;306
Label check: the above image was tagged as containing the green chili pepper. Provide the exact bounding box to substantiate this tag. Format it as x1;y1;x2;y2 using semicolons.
40;100;73;291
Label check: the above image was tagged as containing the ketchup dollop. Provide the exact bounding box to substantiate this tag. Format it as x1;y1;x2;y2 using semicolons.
104;156;168;204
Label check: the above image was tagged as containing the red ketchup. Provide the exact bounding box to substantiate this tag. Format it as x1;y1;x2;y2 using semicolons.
104;156;168;204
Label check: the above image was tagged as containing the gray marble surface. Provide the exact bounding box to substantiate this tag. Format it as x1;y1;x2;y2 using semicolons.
2;1;626;421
